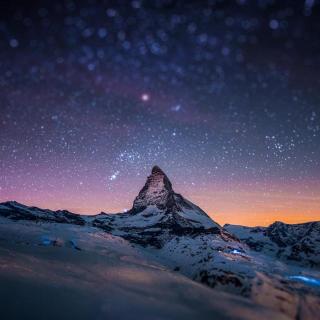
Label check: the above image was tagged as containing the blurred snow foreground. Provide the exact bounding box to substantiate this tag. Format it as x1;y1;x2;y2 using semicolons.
0;167;319;320
0;218;286;320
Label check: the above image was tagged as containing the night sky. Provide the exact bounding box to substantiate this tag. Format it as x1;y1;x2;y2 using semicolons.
0;0;319;226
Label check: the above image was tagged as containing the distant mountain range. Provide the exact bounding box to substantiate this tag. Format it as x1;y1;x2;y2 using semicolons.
0;166;319;320
225;221;320;268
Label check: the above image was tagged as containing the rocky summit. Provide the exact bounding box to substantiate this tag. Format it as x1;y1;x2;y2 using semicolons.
130;165;175;213
125;165;219;231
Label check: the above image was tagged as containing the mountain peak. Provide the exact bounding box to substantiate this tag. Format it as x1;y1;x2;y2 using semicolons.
151;165;165;175
130;166;174;213
127;166;219;230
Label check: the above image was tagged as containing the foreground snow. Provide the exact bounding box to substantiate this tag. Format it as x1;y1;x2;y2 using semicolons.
0;217;287;320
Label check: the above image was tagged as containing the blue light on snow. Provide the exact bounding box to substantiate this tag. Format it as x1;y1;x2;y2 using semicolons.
231;249;242;255
288;275;320;287
41;235;52;246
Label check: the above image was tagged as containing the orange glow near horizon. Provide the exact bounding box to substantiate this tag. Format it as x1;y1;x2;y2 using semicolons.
186;182;320;226
2;177;319;227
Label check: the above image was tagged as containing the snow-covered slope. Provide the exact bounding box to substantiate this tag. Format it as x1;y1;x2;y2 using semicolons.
224;221;320;268
0;217;289;320
144;230;320;320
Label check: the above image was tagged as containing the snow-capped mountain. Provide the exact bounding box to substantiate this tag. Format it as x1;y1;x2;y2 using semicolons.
0;166;221;242
90;165;219;231
0;166;320;320
224;221;320;268
128;165;218;229
89;166;222;247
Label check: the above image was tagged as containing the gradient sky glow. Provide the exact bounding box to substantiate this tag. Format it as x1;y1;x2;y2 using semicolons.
0;1;319;226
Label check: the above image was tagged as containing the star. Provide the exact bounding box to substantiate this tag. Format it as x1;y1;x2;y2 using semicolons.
141;93;150;102
109;171;120;181
171;105;181;112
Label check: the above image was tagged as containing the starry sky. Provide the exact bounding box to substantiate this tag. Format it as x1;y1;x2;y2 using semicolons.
0;0;319;226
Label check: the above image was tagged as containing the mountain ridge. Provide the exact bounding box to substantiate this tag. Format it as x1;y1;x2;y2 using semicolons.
224;221;320;267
